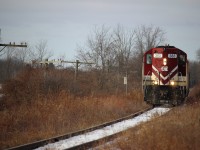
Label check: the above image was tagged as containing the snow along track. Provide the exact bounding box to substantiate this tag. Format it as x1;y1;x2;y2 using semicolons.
35;107;171;150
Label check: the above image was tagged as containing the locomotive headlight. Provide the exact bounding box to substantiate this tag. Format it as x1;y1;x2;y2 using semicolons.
170;81;175;86
163;58;167;65
154;80;158;85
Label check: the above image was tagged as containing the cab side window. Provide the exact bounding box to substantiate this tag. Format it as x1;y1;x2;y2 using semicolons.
146;54;152;64
179;55;186;65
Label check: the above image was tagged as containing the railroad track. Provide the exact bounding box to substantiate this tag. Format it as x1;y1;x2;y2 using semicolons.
7;107;154;150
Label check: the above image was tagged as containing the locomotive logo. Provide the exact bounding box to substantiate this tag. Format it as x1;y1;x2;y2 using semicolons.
142;45;189;105
161;66;168;71
152;65;178;85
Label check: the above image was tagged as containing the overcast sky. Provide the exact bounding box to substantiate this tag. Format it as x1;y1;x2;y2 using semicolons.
0;0;200;60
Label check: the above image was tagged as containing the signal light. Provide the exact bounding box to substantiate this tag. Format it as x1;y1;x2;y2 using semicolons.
153;80;158;85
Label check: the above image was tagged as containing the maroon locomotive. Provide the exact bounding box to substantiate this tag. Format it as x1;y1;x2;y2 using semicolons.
142;45;189;106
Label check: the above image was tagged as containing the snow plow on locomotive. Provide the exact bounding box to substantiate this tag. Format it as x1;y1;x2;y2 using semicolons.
142;45;189;106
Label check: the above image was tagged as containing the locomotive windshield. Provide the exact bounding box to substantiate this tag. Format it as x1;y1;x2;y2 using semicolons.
146;54;152;64
179;55;186;64
142;46;189;106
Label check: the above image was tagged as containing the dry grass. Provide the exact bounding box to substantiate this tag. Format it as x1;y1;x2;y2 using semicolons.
102;84;200;150
0;68;147;149
0;93;146;149
187;83;200;104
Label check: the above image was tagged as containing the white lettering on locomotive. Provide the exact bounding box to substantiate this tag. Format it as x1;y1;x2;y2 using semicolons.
153;53;163;58
161;66;168;71
168;54;177;58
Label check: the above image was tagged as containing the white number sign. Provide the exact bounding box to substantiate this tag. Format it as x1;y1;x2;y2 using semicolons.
168;54;177;58
154;53;163;58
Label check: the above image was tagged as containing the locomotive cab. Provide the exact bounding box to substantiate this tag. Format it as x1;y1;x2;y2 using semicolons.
142;46;189;106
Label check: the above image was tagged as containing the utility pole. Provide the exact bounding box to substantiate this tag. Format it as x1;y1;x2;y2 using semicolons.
36;59;95;80
124;71;128;96
0;42;27;53
62;60;95;80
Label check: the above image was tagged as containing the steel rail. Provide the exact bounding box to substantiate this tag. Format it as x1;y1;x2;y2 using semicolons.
6;106;153;150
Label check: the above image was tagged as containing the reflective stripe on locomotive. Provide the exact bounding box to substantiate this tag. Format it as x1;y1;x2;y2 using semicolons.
142;45;189;106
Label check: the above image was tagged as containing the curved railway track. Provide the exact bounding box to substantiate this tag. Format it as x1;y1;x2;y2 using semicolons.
7;106;157;150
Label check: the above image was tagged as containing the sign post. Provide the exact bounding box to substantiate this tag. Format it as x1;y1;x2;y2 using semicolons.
124;75;127;96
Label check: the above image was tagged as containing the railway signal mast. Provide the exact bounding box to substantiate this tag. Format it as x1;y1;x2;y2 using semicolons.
38;59;95;80
62;60;95;80
0;29;27;53
0;42;27;53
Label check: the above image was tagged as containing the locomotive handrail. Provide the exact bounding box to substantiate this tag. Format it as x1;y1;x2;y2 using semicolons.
143;45;188;106
143;71;150;94
178;72;184;96
168;71;171;85
144;71;150;86
179;72;183;82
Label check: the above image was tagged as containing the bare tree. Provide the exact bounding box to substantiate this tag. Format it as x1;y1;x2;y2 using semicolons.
0;46;25;81
77;25;115;89
12;46;32;63
197;48;200;62
113;25;135;73
76;25;166;91
195;48;200;84
133;25;166;81
134;25;166;53
77;26;113;72
189;60;200;86
188;49;200;86
32;40;53;61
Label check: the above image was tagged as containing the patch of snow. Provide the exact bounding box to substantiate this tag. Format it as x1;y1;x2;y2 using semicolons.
35;107;171;150
89;137;122;150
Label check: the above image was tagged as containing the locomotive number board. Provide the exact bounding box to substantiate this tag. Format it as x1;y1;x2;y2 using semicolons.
168;54;177;58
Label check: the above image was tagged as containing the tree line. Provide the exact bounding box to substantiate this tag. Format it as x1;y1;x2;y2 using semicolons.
0;25;200;92
0;40;53;82
76;25;166;91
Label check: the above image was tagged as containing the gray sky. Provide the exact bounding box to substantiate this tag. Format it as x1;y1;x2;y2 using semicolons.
0;0;200;60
